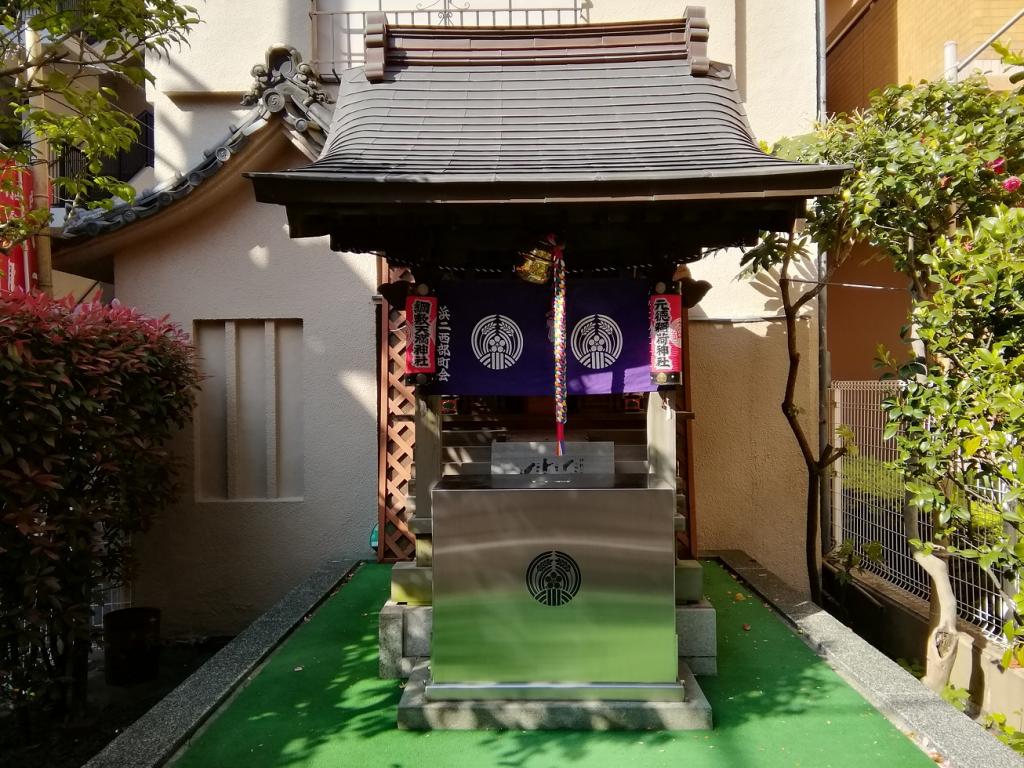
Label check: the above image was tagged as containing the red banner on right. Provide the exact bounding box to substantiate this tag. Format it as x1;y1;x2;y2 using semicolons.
649;293;682;379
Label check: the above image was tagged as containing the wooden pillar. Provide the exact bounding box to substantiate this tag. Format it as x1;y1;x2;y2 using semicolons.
679;308;698;557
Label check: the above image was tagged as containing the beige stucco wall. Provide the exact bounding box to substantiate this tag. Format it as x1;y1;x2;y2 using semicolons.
113;143;378;636
691;317;818;591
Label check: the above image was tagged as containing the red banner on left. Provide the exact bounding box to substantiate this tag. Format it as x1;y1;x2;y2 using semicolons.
405;295;438;375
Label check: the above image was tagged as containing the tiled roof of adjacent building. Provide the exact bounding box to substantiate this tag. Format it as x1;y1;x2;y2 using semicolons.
61;46;332;239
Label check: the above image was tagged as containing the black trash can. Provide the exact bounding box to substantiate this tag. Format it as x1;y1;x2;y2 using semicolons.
103;607;161;686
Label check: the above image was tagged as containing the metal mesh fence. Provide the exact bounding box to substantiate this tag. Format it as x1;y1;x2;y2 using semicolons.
828;380;1013;641
90;583;132;629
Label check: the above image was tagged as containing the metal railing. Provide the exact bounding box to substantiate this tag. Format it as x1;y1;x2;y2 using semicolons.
51;109;153;207
310;1;588;80
829;380;1014;641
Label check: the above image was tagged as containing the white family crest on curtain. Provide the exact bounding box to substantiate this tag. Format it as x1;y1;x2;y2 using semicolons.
571;314;622;370
471;314;524;370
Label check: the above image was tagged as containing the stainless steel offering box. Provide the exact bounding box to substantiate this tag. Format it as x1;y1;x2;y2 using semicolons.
427;472;682;702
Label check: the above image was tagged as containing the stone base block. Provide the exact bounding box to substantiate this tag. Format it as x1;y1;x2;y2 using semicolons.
390;561;432;605
676;600;716;658
683;656;718;676
398;661;712;731
675;559;703;603
378;602;404;679
379;600;718;679
403;605;432;658
415;536;432;566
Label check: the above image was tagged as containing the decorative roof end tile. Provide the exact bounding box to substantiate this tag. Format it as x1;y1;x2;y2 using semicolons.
684;5;710;76
365;12;388;83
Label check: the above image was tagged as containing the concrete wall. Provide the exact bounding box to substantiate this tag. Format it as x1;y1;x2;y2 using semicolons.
113;143;378;636
691;317;818;590
826;565;1024;730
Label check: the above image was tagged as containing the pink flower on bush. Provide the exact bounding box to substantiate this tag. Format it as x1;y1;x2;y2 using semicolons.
1003;176;1022;192
987;156;1007;173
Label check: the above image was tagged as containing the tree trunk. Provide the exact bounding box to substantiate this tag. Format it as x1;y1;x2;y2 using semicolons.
905;274;960;690
914;540;960;692
69;635;90;718
806;468;823;604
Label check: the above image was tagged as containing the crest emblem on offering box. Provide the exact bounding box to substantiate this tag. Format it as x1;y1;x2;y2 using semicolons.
526;550;582;607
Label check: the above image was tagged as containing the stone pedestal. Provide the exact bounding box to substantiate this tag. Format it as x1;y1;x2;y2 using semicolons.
379;600;717;679
397;660;712;731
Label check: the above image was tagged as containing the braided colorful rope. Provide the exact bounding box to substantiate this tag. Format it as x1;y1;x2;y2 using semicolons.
551;238;567;456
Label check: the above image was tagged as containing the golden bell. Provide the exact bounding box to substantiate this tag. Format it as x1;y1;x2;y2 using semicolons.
515;246;553;284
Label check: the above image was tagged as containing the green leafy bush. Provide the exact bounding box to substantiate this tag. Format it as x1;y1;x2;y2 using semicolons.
882;206;1024;666
0;291;199;717
984;712;1024;755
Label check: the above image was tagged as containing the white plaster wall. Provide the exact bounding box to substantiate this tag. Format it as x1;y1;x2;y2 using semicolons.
150;2;311;94
148;91;253;182
114;144;378;636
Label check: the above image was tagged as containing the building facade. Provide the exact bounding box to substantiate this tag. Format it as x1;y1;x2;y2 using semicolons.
825;0;1024;379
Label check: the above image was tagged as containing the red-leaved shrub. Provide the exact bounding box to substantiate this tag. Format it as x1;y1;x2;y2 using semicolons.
0;291;199;717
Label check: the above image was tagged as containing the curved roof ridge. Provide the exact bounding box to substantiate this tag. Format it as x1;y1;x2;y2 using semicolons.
365;6;710;81
61;45;333;240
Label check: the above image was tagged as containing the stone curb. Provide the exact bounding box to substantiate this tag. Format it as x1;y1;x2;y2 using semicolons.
83;558;361;768
709;550;1024;768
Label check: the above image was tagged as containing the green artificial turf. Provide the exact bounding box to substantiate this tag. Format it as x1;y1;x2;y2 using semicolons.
172;562;935;768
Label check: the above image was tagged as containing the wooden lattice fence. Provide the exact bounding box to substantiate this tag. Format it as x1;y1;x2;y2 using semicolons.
377;262;416;561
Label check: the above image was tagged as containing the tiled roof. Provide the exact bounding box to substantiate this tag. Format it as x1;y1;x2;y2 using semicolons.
250;9;842;197
311;57;796;184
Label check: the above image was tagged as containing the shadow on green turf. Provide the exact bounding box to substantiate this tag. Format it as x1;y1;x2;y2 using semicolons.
172;563;932;768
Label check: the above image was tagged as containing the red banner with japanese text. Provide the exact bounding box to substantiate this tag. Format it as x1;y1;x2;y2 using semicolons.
649;293;682;375
404;295;438;375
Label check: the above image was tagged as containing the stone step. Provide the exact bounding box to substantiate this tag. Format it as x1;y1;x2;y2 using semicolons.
441;460;649;476
390;562;432;606
676;559;702;603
